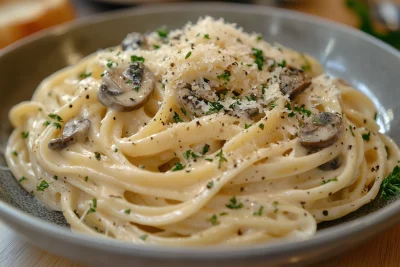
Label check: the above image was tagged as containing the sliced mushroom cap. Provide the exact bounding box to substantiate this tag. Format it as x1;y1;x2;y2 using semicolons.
299;112;342;149
318;156;342;171
98;62;155;112
280;67;312;99
48;117;91;150
121;32;147;51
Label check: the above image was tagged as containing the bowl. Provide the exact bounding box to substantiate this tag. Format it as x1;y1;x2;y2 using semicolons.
1;3;400;266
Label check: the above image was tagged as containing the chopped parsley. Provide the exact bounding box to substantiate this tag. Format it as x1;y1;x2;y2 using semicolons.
12;151;18;157
87;198;97;215
180;107;187;115
220;212;228;216
253;205;264;216
53;175;58;180
21;131;29;139
362;131;371;141
321;177;338;185
259;123;264;130
261;85;267;96
171;162;185;171
257;34;263;41
53;122;62;129
381;166;400;199
156;27;169;38
94;152;101;161
251;48;264;70
173;112;183;123
294;106;312;117
204;34;210;39
185;51;192;59
269;101;276;109
125;209;131;214
131;55;145;62
374;112;378;121
349;126;355;137
277;60;287;68
18;177;27;183
106;60;115;68
217;70;231;82
79;72;92;79
300;54;312;71
216;149;227;169
85;176;88;182
43;121;50;127
207;181;214;189
126;79;133;84
210;214;218;225
245;124;252;129
114;148;118;153
208;101;224;113
226;196;243;209
205;158;213;162
183;150;198;160
36;180;49;191
48;114;63;122
202;144;210;155
140;234;148;241
153;45;160;49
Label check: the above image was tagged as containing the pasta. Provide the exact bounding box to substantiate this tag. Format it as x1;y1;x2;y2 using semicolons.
6;17;400;246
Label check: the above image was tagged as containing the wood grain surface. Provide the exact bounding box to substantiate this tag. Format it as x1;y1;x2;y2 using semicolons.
2;0;400;266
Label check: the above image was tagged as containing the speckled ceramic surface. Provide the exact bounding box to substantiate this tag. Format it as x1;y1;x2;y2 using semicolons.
1;3;400;267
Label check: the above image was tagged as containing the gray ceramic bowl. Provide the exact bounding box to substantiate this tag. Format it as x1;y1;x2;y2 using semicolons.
1;3;400;267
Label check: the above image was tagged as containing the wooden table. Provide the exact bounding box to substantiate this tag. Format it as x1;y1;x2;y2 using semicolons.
2;0;400;266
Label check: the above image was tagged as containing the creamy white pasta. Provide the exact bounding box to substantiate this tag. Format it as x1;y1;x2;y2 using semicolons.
6;17;400;246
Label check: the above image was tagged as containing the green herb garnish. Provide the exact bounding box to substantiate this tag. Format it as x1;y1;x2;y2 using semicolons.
349;126;355;137
185;51;192;59
245;124;252;129
21;132;29;139
253;205;264;216
48;114;63;122
125;209;131;214
259;123;264;130
204;34;210;39
36;180;49;191
153;45;160;49
156;27;169;38
210;214;218;225
362;131;371;141
226;196;243;209
131;55;145;62
53;122;62;129
79;72;92;79
12;151;18;157
380;166;400;200
216;149;227;169
140;234;148;241
43;121;50;127
87;198;97;214
202;144;210;155
251;48;264;70
217;70;231;82
207;181;214;189
294;106;311;117
18;177;27;183
171;162;185;171
173;112;183;123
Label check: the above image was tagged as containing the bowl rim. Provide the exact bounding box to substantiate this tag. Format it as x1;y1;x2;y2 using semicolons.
1;1;400;260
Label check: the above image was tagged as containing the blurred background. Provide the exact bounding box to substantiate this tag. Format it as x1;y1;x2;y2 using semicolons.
1;0;400;50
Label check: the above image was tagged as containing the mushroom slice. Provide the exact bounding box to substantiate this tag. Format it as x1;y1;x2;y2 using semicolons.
121;32;147;51
98;62;155;112
318;156;342;171
279;67;312;99
48;117;91;150
299;112;342;149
